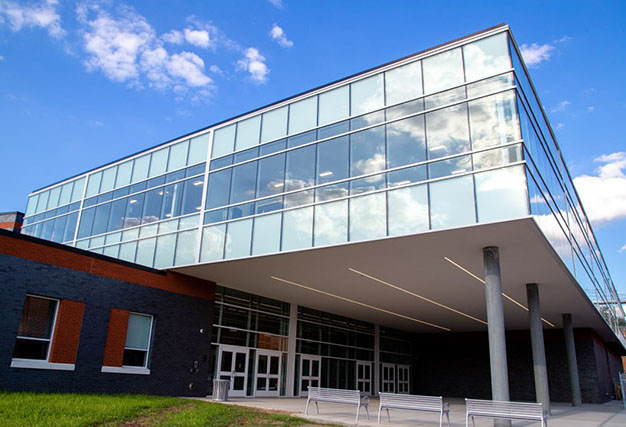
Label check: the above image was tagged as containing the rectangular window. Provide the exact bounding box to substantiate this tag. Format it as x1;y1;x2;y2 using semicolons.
13;295;58;361
123;313;153;368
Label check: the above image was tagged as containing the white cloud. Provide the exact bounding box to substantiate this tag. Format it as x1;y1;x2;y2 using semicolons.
0;55;4;61
267;0;284;8
269;24;293;48
0;0;65;39
237;47;269;83
550;100;571;113
209;64;222;74
620;243;626;253
77;3;213;98
555;122;564;130
87;119;103;127
161;29;183;45
184;28;211;48
520;43;554;67
587;106;595;112
574;152;626;225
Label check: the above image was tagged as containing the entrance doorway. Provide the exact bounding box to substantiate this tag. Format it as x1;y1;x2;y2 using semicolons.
381;363;396;393
255;349;282;397
356;361;372;395
216;345;248;397
299;355;321;396
397;364;410;394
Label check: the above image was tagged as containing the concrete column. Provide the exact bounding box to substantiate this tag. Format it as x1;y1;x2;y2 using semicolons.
562;313;582;406
374;324;380;396
526;283;551;414
285;303;298;397
483;247;511;405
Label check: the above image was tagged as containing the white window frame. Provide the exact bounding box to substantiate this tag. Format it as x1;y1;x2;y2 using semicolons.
10;295;74;371
102;312;153;375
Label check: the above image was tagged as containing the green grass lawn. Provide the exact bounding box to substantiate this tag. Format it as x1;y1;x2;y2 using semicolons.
0;392;331;426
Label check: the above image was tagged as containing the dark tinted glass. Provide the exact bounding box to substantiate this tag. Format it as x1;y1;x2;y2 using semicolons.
185;163;205;176
113;187;130;199
204;208;228;224
13;338;49;360
210;156;233;170
228;203;254;219
56;205;69;215
260;139;286;155
255;196;283;214
234;147;259;163
166;169;185;183
122;349;146;367
147;176;165;189
97;192;113;204
17;296;56;338
130;181;147;194
287;130;316;148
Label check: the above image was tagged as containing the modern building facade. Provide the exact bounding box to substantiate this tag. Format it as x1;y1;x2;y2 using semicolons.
6;24;625;402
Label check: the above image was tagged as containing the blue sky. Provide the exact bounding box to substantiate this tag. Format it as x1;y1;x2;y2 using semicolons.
1;0;625;294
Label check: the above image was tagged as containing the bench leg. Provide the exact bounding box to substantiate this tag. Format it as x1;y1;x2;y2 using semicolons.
446;410;451;427
377;406;382;424
315;401;319;414
305;398;310;415
365;404;369;420
356;404;360;422
387;408;390;422
439;411;443;427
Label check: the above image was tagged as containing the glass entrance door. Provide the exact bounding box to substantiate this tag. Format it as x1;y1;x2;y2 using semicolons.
255;349;282;397
217;345;249;397
381;363;396;393
299;355;321;396
397;364;410;394
356;361;372;395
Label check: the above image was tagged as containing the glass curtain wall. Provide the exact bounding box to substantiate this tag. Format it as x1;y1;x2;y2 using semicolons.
200;31;529;263
509;37;626;342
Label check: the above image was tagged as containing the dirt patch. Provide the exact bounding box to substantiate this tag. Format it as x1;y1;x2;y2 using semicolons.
116;405;186;426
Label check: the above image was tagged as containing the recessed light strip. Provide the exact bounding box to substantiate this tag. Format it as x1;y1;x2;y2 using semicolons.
347;268;487;326
270;275;451;332
444;257;556;328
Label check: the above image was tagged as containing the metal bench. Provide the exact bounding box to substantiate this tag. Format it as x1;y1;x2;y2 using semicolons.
378;393;450;426
465;398;548;427
305;386;369;421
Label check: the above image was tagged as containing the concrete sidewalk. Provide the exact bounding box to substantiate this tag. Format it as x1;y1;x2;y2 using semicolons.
203;396;626;426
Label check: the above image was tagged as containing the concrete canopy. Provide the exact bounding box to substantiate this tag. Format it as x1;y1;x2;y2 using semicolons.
172;217;624;349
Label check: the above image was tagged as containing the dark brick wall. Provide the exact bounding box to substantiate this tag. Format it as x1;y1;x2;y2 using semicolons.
0;253;213;396
414;329;624;403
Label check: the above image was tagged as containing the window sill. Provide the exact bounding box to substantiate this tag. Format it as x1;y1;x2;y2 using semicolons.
101;366;150;375
11;359;75;371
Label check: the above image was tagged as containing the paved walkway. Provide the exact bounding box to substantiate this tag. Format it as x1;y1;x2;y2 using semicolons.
202;396;626;426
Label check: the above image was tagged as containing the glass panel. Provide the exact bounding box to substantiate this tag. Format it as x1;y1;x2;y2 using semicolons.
349;192;386;242
159;218;178;234
255;196;283;214
142;188;164;224
261;106;288;143
225;218;253;259
289;96;317;134
429;175;476;229
475;166;528;223
234;147;258;163
285;145;315;194
124;193;145;228
51;215;67;243
231;161;258;204
257;153;285;197
387;115;426;170
213;124;236;158
71;177;86;203
316;182;348;202
260;139;286;155
422;48;464;94
351;74;384;116
350;110;384;132
17;296;56;339
467;73;513;98
47;186;61;210
388;184;429;235
161;182;184;219
425;87;466;110
270;356;279;375
221;351;233;371
319;85;349;126
317;136;349;184
105;231;122;245
385;60;422;106
235;115;261;150
131;154;150;183
350;126;386;192
77;207;95;239
85;172;102;197
140;223;158;238
107;198;128;232
181;177;204;215
469;91;519;150
282;206;313;251
235;352;246;373
103;244;119;258
210;155;232;170
149;147;169;177
58;182;73;206
428;155;471;179
229;202;254;219
252;213;282;255
135;237;156;266
36;191;49;213
154;233;176;269
206;169;232;209
288;130;316;148
167;140;189;171
26;194;38;216
63;212;78;242
92;203;111;235
463;33;510;82
314;200;347;247
426;104;470;160
473;145;521;170
125;313;151;350
188;133;209;164
318;120;349;139
387;165;427;187
201;224;226;262
174;230;198;266
100;166;117;193
116;160;133;187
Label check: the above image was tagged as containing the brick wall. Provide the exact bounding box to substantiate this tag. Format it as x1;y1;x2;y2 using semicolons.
49;300;86;364
0;252;214;396
101;309;130;367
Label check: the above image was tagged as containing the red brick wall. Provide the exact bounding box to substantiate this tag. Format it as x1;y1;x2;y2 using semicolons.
0;222;21;231
0;233;214;300
49;300;86;364
102;309;130;367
